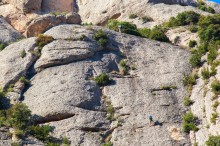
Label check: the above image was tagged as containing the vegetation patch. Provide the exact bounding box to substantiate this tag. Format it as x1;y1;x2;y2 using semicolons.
183;97;194;106
211;80;220;96
210;112;218;124
182;112;198;133
19;76;30;85
182;73;198;92
93;30;108;47
142;16;153;23
107;20;141;36
197;1;215;14
165;11;201;27
0;42;7;51
20;49;26;58
201;67;211;80
206;135;220;146
189;50;202;68
36;34;54;49
188;40;197;48
94;73;112;86
129;14;138;19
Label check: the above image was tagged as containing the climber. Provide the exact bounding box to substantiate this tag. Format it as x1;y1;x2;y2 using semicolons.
148;115;154;126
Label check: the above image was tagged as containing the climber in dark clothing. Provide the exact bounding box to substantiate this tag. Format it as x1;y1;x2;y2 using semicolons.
148;115;154;126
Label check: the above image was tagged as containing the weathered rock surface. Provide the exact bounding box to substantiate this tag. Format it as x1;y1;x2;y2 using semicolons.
25;13;81;37
76;0;208;28
4;24;191;145
0;4;40;33
166;26;199;48
0;16;23;43
0;38;37;90
41;0;74;12
2;0;42;13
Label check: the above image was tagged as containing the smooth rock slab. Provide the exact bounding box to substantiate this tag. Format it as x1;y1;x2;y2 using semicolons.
0;37;37;90
34;40;102;72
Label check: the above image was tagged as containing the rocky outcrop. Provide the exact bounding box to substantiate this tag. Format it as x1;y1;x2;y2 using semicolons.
41;0;74;12
0;16;23;43
166;26;199;48
0;4;40;33
0;24;190;145
25;13;81;37
0;38;38;90
2;0;42;13
76;0;209;28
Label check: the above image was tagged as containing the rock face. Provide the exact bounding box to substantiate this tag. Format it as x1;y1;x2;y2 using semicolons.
25;13;81;37
75;0;208;28
2;0;42;13
41;0;74;12
0;38;37;90
0;16;23;43
0;24;192;145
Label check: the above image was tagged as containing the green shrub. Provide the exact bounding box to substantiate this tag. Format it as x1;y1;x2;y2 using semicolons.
94;73;111;86
0;42;7;51
138;28;151;38
102;142;113;146
182;112;198;133
182;122;199;133
79;34;86;41
182;73;198;87
165;11;201;27
213;101;219;109
139;26;169;42
29;125;53;141
36;34;54;49
207;7;216;14
183;97;194;106
107;20;141;36
197;43;209;55
211;80;220;95
198;4;215;14
62;137;70;146
183;112;197;123
206;135;220;146
210;112;218;124
198;15;220;43
106;104;115;121
7;103;31;130
93;30;108;46
149;26;170;42
19;77;30;85
20;50;26;58
201;67;211;80
189;25;198;33
129;14;138;19
207;47;218;64
119;60;127;68
189;51;201;68
142;16;153;23
189;40;197;48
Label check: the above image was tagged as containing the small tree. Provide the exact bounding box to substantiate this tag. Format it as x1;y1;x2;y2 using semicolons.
7;103;31;130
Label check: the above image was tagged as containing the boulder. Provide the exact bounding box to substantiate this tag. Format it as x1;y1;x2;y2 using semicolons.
2;0;42;13
24;13;81;37
0;38;38;90
41;0;74;12
0;16;23;43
